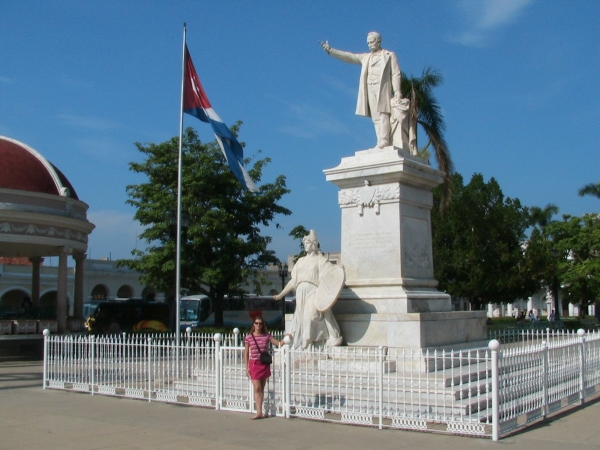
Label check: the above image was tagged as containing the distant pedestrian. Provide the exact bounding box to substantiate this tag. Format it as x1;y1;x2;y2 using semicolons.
550;310;556;322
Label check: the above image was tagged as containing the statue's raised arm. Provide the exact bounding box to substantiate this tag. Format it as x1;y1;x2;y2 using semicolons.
320;32;402;150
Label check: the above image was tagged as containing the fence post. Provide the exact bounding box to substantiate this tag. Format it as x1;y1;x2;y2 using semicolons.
232;328;241;370
283;335;292;418
90;335;95;395
578;329;586;404
379;345;384;430
233;328;240;347
214;333;222;410
42;329;50;389
489;339;500;442
186;327;192;379
147;337;152;402
542;341;548;418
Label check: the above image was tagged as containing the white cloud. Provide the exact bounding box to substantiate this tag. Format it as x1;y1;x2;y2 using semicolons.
449;0;534;47
477;0;533;28
322;75;356;98
87;209;146;261
57;113;119;131
58;74;95;90
279;101;354;139
70;135;132;161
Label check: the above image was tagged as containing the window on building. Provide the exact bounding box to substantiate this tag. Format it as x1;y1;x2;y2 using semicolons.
91;285;108;300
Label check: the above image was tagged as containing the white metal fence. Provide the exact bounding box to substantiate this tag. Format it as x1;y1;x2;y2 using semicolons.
43;329;600;441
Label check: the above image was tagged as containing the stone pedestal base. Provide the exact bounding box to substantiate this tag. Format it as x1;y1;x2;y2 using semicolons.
334;308;487;349
321;146;487;350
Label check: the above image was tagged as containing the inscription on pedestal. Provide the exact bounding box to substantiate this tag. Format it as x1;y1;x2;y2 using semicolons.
402;217;432;274
349;231;393;251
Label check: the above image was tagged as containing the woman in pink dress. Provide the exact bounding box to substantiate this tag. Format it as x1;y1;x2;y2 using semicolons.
244;316;286;419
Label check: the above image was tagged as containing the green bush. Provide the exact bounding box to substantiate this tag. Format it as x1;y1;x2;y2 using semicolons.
562;316;599;331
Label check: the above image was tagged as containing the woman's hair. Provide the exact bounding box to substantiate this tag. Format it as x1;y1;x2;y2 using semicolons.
252;315;269;334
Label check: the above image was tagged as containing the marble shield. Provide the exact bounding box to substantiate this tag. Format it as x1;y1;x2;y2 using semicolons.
316;264;345;312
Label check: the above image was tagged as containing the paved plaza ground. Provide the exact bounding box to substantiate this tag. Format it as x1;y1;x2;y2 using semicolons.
1;360;600;450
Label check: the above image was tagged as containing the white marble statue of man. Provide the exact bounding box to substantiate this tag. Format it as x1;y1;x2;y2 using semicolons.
274;230;343;350
321;32;401;149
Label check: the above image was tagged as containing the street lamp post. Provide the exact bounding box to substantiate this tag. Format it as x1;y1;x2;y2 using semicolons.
278;261;289;329
550;248;561;322
167;211;190;240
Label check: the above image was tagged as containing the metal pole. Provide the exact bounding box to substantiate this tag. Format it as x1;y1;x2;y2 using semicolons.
378;346;384;429
147;337;152;402
578;329;586;404
542;341;548;418
214;333;222;410
90;335;95;395
284;336;292;418
553;275;561;322
175;23;187;345
43;329;50;389
489;339;500;441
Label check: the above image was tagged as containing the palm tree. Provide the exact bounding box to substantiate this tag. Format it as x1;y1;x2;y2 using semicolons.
528;204;559;229
578;181;600;199
401;66;454;211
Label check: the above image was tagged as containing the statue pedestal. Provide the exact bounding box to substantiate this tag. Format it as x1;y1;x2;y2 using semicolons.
324;147;487;349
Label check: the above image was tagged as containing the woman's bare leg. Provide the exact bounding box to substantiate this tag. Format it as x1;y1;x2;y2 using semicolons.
252;379;264;419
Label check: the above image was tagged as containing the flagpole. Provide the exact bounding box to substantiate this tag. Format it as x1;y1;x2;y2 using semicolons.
175;23;187;345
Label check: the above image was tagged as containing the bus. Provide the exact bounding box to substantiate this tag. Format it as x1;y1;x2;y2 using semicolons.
180;294;212;330
179;294;293;330
83;297;144;320
86;300;170;334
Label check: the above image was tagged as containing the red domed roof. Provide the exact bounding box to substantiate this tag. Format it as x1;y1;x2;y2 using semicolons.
0;136;79;200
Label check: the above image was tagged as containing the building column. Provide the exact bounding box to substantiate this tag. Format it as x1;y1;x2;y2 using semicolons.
56;247;71;333
73;253;86;319
29;256;44;308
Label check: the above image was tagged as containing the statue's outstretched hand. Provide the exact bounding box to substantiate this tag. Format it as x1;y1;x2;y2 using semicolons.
320;40;331;53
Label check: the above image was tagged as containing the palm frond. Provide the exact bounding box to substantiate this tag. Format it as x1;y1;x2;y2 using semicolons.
401;66;454;212
578;181;600;199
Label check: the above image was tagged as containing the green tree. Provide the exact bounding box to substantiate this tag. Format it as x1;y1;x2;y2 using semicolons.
432;173;536;309
522;203;561;317
578;181;600;200
402;67;454;210
121;126;291;326
288;225;308;262
528;203;559;229
545;214;600;315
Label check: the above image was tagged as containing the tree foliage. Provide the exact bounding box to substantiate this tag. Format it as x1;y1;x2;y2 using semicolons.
288;225;308;262
121;126;291;326
528;203;559;229
578;181;600;199
544;214;600;313
432;173;537;309
402;67;454;211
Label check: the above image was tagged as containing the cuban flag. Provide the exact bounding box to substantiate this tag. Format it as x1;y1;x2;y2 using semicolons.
183;45;259;193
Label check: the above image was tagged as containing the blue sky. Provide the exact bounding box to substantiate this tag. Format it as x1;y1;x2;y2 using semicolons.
1;0;599;265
